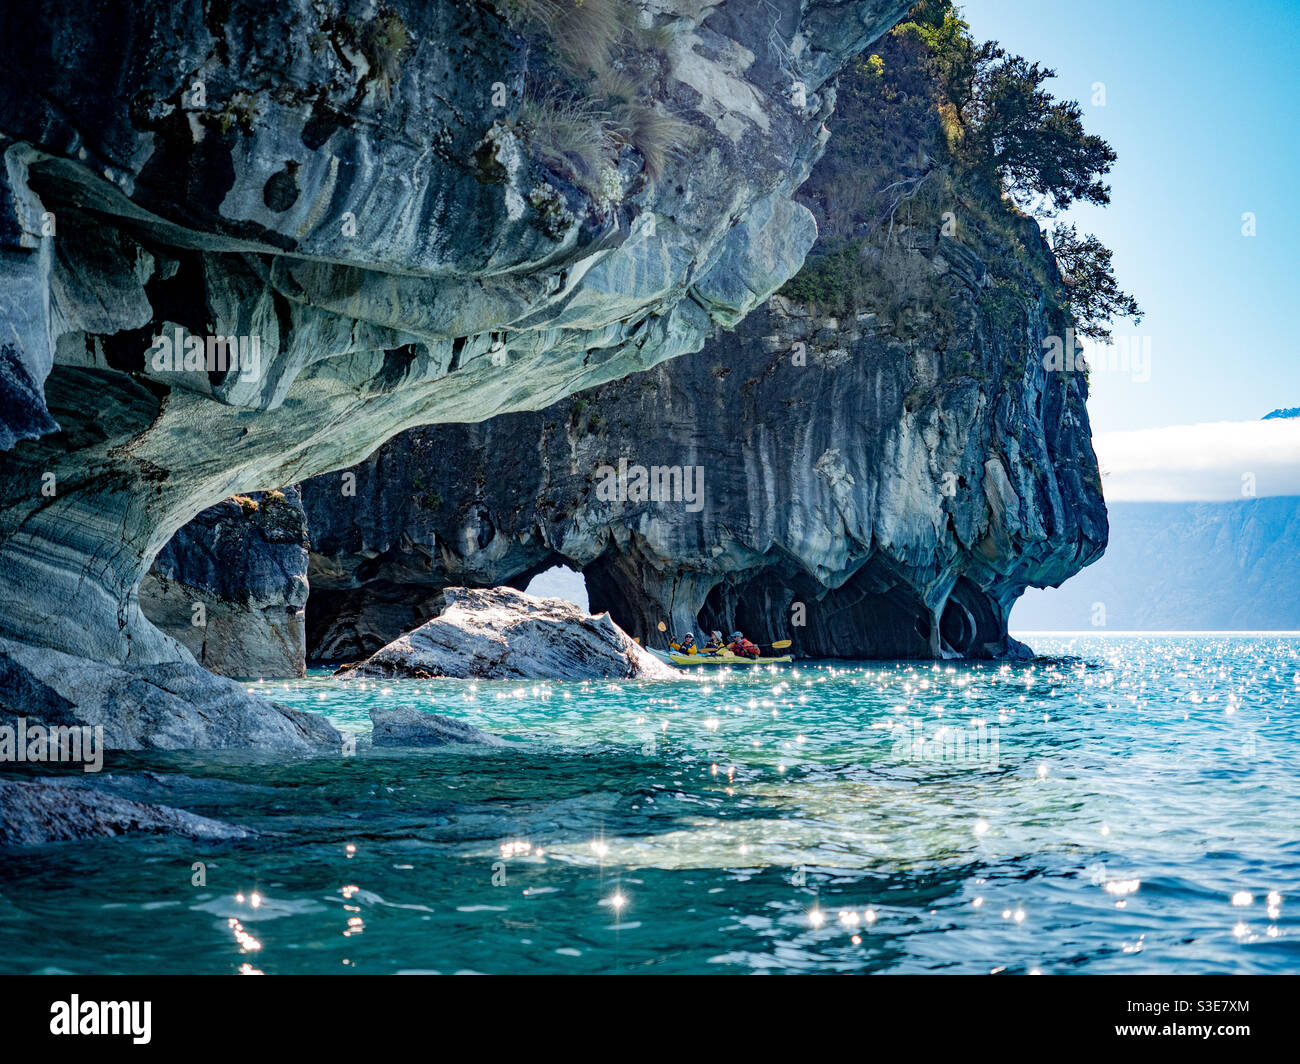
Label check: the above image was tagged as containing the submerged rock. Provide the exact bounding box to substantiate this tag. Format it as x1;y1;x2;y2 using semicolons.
370;705;505;747
0;777;252;845
338;587;674;681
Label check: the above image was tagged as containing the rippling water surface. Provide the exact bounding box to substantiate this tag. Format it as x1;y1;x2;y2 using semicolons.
2;634;1297;974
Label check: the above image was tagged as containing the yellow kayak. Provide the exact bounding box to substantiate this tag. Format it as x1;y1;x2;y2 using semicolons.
651;648;792;667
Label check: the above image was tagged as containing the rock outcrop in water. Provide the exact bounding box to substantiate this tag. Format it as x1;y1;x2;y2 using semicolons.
338;586;674;680
0;633;339;748
0;0;910;744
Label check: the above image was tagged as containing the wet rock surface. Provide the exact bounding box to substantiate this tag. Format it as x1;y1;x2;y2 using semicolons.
0;776;253;846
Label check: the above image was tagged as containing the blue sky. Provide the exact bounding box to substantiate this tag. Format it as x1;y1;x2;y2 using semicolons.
961;0;1300;434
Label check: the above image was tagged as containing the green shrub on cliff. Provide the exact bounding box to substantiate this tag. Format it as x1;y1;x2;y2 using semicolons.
785;0;1138;341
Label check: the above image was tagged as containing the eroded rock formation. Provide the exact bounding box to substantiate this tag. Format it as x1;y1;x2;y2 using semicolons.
298;22;1109;662
0;0;908;744
303;256;1105;661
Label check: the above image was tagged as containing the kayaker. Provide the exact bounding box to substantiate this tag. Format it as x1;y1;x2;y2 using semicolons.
727;630;760;659
671;632;697;655
702;630;725;654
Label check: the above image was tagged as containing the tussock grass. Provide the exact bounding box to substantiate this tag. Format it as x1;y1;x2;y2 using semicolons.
593;64;641;106
505;2;691;186
503;0;629;77
518;92;618;192
631;19;678;56
610;99;693;178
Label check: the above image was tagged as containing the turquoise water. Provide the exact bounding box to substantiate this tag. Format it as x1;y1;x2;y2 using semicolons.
1;634;1297;974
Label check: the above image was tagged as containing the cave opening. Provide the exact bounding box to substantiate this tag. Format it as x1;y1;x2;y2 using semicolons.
698;560;937;659
522;563;590;612
939;576;1004;658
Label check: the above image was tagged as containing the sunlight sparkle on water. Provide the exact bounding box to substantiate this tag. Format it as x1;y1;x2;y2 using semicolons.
21;634;1292;975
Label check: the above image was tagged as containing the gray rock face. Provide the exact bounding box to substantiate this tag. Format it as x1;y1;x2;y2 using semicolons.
369;705;505;747
140;488;309;678
0;635;338;750
0;777;252;845
0;0;907;742
338;586;675;680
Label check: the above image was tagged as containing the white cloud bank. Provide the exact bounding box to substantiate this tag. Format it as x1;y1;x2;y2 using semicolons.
1094;418;1300;501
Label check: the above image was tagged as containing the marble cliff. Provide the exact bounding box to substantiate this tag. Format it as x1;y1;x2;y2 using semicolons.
0;0;914;746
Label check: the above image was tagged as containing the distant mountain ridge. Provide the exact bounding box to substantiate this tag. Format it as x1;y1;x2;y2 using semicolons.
1263;407;1300;420
1013;496;1300;630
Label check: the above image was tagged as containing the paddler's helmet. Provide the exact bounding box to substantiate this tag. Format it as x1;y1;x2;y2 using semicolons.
683;632;693;641
729;631;742;641
711;631;722;642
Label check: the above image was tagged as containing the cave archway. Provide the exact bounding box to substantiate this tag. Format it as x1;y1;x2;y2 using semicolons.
522;564;589;611
699;559;937;659
304;550;573;662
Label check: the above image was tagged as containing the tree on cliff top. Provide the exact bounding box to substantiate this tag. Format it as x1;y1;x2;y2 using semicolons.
786;0;1139;340
900;1;1139;335
898;1;1115;215
964;54;1115;214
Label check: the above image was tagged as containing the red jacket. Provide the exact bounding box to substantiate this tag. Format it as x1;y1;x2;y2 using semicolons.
729;638;760;658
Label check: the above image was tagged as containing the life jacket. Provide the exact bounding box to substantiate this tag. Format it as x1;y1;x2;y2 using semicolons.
729;639;760;659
